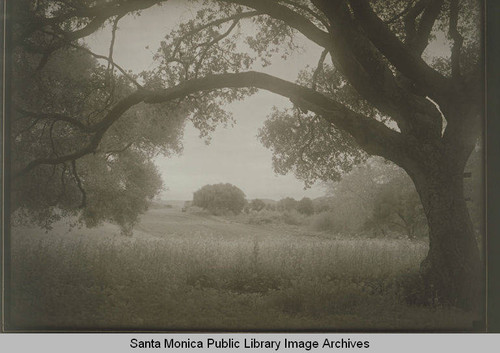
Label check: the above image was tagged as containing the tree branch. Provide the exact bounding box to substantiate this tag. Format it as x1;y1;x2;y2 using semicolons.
347;0;450;101
306;0;442;137
15;72;415;178
14;107;92;132
143;72;410;164
16;0;163;47
173;10;260;53
404;0;428;50
70;44;144;89
71;160;87;209
385;1;419;24
449;0;463;79
193;18;241;78
278;0;330;29
311;49;328;91
14;90;149;178
413;0;445;55
106;15;123;85
35;25;144;90
221;0;331;48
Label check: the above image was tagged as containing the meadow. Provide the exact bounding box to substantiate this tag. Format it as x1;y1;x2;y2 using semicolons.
8;205;478;331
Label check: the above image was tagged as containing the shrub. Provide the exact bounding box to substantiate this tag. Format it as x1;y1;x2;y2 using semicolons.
281;210;306;226
311;210;366;234
312;212;338;233
247;209;281;225
265;203;276;211
277;197;297;212
297;197;314;215
250;199;266;212
313;197;332;213
192;183;246;215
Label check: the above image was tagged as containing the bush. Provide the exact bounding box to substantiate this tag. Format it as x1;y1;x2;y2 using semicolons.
312;212;338;233
192;183;246;215
277;197;298;212
265;203;276;211
250;199;266;212
297;197;314;215
313;198;332;213
311;210;364;234
247;209;281;225
281;210;307;226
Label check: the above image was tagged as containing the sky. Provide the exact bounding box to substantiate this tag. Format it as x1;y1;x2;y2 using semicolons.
85;1;327;201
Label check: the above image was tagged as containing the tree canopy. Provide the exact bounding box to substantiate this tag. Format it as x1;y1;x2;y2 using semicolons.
193;183;246;215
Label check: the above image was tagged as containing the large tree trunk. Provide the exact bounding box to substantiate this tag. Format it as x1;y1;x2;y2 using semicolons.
408;156;482;310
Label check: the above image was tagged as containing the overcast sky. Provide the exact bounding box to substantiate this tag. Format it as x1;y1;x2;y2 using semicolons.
85;1;327;201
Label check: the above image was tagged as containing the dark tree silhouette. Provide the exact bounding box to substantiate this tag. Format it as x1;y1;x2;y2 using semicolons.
9;0;483;309
193;183;246;215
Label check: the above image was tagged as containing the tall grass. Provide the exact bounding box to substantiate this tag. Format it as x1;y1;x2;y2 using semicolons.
8;223;476;331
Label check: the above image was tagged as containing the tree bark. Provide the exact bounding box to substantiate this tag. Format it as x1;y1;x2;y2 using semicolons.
408;155;482;310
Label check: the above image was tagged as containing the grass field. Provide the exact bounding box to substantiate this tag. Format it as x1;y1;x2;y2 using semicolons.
8;205;479;331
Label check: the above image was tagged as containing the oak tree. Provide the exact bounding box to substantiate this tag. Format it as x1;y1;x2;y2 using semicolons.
193;183;246;215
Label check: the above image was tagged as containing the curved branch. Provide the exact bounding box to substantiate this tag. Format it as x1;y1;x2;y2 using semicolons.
140;72;411;164
221;0;331;48
14;90;149;178
278;0;330;29
15;72;413;178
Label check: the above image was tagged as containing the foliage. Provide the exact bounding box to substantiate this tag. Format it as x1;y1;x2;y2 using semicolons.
314;157;428;239
192;183;246;215
249;199;266;212
312;197;333;213
367;178;427;240
277;197;298;212
11;48;179;234
311;211;338;233
297;197;314;215
258;107;366;187
246;209;282;225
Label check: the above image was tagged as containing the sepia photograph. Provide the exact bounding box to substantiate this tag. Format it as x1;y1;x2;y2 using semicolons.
2;0;487;332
